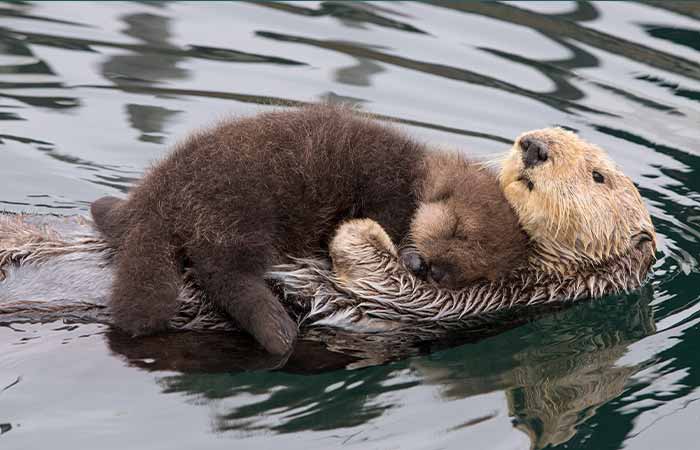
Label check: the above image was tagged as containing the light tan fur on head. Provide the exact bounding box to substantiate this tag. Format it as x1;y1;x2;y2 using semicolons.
499;127;656;274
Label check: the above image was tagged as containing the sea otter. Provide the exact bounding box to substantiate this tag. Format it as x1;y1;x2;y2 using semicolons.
0;125;656;339
500;127;656;276
90;104;528;355
326;126;657;281
301;127;657;332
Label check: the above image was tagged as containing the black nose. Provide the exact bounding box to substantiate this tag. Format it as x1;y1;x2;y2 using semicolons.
399;249;428;279
520;136;548;168
429;264;447;284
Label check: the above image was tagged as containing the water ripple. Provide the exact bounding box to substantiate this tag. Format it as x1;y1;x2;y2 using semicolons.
1;2;699;449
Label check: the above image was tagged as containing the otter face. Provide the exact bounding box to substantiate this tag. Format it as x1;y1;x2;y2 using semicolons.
405;200;476;289
500;128;656;273
406;157;529;289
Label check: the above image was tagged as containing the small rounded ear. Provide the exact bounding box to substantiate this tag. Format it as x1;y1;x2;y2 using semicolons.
632;230;655;250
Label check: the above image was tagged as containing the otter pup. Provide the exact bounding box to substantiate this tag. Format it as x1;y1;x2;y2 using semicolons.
91;104;528;354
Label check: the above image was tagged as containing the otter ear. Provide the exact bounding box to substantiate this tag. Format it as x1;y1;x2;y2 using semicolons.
632;231;654;250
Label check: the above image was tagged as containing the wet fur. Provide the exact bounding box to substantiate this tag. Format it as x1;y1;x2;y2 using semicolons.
91;104;528;353
499;128;656;275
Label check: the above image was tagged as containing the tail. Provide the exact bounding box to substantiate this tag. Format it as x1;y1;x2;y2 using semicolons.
110;217;181;336
90;196;128;247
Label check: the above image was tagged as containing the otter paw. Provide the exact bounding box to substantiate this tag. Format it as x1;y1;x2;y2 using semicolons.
251;311;298;355
110;293;175;337
330;219;398;282
114;314;170;338
331;219;396;256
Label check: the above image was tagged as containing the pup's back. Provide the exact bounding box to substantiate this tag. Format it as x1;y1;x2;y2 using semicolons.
92;104;427;353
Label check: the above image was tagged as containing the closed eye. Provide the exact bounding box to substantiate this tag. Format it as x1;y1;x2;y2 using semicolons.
432;190;452;202
451;214;469;240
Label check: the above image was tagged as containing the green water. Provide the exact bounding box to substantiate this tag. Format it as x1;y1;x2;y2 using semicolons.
1;2;699;449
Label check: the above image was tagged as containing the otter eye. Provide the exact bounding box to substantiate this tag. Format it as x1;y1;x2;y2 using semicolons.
592;171;605;184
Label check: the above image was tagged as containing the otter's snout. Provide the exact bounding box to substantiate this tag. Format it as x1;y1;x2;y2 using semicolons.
428;265;448;284
399;249;453;287
400;248;428;279
520;136;549;168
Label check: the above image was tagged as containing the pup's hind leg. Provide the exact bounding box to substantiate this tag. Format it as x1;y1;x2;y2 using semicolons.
223;272;298;355
189;244;298;355
111;220;181;336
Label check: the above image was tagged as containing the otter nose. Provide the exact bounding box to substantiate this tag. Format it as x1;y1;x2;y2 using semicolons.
520;136;548;168
429;264;447;284
399;248;428;279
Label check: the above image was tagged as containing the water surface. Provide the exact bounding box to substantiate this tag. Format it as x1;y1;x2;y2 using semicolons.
1;2;699;449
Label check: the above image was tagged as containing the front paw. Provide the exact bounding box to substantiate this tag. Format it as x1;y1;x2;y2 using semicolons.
331;219;396;256
114;313;170;338
330;219;397;282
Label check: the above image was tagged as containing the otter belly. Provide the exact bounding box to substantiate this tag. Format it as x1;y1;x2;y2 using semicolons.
0;213;653;338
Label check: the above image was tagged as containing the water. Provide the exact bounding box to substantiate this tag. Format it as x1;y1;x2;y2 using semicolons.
1;2;699;449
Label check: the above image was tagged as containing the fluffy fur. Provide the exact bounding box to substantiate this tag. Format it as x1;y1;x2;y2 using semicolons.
409;152;529;288
91;104;527;354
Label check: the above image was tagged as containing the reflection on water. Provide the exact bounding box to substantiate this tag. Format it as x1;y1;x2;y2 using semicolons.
103;287;654;445
1;2;699;449
101;12;186;144
420;290;655;449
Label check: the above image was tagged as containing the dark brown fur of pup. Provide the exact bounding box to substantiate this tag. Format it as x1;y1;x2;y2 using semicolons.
91;104;528;354
410;153;530;289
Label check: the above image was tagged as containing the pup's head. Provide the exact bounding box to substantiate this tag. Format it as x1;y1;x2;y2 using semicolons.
499;127;656;274
405;153;529;289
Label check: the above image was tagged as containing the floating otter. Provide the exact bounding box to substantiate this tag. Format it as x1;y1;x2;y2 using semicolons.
304;127;657;330
0;120;656;349
90;104;528;354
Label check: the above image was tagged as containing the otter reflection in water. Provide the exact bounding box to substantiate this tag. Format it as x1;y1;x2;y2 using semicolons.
104;284;655;449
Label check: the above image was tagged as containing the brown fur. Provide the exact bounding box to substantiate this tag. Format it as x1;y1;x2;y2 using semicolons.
410;152;529;288
91;104;528;353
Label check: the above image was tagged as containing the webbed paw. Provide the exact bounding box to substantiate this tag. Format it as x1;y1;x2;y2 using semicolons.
330;219;397;281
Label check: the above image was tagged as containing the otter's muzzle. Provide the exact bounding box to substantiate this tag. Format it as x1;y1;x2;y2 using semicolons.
520;136;549;168
399;248;452;287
